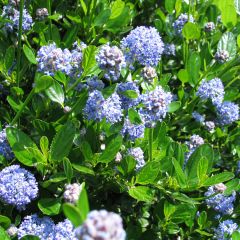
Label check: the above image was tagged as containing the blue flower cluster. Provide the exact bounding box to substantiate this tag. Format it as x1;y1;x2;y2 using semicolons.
75;210;126;240
49;219;78;240
172;13;194;35
86;76;105;91
163;43;176;57
2;5;32;32
121;118;145;141
0;165;38;210
214;220;239;240
196;78;225;106
18;214;76;240
185;134;204;162
192;111;205;123
215;50;230;63
139;86;172;127
204;22;215;32
141;66;157;82
83;90;123;124
216;101;239;126
205;184;236;215
37;43;72;76
37;42;86;77
96;44;126;81
83;90;105;122
0;128;14;160
102;93;123;124
117;82;140;110
18;214;55;239
121;26;164;66
127;147;145;171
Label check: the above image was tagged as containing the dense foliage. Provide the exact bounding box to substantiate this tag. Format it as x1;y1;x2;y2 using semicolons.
0;0;240;239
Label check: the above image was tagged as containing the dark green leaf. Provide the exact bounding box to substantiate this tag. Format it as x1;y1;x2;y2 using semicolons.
45;80;64;106
23;44;37;64
128;186;155;202
63;157;73;183
98;134;122;163
203;172;235;186
172;158;187;187
6;127;40;166
5;46;15;70
187;52;201;86
82;46;98;76
121;90;138;99
38;198;61;216
0;215;11;229
72;164;95;175
50;121;76;162
168;101;181;112
62;203;83;227
35;75;54;93
136;161;160;185
93;9;111;26
128;108;142;124
77;187;89;221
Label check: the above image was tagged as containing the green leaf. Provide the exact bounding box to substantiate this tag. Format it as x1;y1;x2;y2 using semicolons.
198;211;207;228
197;157;208;184
77;186;89;221
235;0;240;15
4;46;15;70
40;136;49;159
45;81;64;106
175;0;182;16
0;215;11;229
72;164;95;175
110;0;125;19
136;161;160;185
232;231;240;240
62;203;83;227
186;144;214;183
187;52;201;86
168;101;181;112
203;172;235;186
165;0;176;13
82;46;98;76
225;179;240;195
23;44;37;64
182;22;200;40
93;9;111;26
128;108;142;124
63;157;73;183
177;69;189;84
21;236;40;240
79;141;93;162
172;158;187;187
117;156;136;175
50;121;76;162
0;227;10;240
222;4;237;28
6;127;40;166
128;186;155;203
121;90;138;99
38;198;61;216
171;204;196;224
164;201;176;220
218;32;237;60
35;75;54;93
102;84;117;98
98;134;122;163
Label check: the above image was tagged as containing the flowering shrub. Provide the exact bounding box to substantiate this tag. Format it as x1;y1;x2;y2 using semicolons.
0;0;240;239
